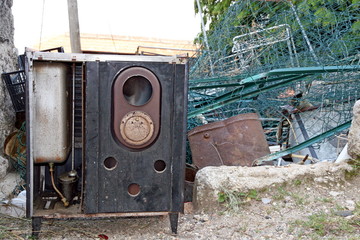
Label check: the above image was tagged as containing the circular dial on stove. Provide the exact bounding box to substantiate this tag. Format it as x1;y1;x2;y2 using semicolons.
119;111;154;146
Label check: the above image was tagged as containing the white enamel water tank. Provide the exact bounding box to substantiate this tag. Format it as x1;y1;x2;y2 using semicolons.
32;62;71;163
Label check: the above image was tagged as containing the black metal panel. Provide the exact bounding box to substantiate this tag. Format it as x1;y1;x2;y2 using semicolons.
170;63;188;213
84;61;187;214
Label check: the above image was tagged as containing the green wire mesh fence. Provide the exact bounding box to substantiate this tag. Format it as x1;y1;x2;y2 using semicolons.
187;0;360;164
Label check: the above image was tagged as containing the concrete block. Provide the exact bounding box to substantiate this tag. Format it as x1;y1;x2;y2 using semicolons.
193;162;352;212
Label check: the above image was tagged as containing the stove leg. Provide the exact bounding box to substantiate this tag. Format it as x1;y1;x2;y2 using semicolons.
32;217;42;238
169;212;179;234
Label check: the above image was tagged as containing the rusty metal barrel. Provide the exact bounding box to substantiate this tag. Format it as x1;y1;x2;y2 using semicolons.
188;112;270;169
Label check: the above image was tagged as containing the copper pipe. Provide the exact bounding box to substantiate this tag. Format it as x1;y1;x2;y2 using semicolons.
49;163;69;207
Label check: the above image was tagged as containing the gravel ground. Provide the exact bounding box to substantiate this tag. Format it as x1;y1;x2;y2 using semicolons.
1;167;360;240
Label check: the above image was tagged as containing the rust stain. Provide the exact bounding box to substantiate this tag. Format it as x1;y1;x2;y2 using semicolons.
34;157;47;163
35;156;64;164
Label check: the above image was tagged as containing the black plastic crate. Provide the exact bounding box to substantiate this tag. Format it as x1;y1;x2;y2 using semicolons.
1;70;26;112
18;54;25;70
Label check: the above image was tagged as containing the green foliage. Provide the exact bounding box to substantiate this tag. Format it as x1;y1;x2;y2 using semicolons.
317;197;333;203
345;158;360;180
352;20;360;32
296;212;357;236
314;7;336;27
217;191;228;203
195;0;235;29
247;189;259;200
305;213;328;236
293;179;302;186
292;193;307;206
273;186;289;201
217;189;260;211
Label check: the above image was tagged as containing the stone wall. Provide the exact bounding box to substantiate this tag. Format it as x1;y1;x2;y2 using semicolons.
0;0;17;177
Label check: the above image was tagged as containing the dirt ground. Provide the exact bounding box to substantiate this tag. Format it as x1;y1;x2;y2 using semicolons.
1;165;360;240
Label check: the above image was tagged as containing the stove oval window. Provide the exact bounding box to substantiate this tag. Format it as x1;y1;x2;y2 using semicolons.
123;76;153;106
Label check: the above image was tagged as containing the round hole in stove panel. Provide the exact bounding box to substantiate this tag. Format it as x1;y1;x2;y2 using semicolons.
128;183;141;197
154;160;166;172
103;157;118;170
123;75;153;106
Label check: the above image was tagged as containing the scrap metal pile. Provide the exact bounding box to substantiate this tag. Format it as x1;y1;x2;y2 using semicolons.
187;0;360;166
